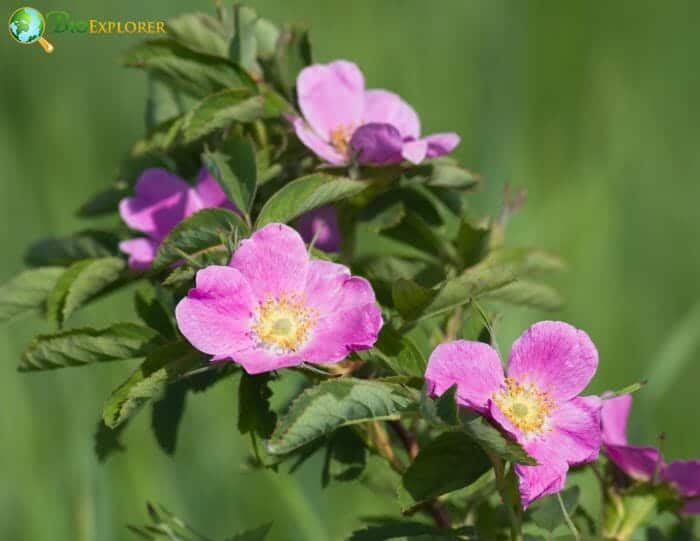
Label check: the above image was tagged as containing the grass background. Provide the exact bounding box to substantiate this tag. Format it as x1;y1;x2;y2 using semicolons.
1;1;699;539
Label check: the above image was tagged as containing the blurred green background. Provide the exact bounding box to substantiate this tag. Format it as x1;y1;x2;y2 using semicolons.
2;1;699;539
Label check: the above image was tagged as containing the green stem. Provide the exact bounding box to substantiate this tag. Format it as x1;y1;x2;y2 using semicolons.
557;492;580;541
486;451;522;541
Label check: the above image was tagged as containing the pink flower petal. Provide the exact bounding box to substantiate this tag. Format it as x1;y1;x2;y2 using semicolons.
662;460;700;498
292;117;346;165
543;396;603;465
425;341;505;413
119;168;191;240
401;139;428;164
515;461;568;509
303;260;368;314
119;237;159;271
424;132;460;158
233;347;305;375
490;396;602;466
362;89;420;139
601;393;632;446
230;223;310;300
681;499;700;515
302;261;382;362
175;266;255;356
300;302;383;364
349;123;403;165
507;321;599;403
606;444;661;481
297;60;365;140
296;206;341;252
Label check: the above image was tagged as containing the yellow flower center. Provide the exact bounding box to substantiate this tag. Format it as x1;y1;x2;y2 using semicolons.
492;377;554;435
329;124;354;157
251;293;316;354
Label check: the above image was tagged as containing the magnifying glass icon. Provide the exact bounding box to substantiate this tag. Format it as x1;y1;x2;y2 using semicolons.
8;7;54;53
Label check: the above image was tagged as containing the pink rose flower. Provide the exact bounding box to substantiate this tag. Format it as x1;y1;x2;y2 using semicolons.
425;321;602;508
119;167;236;270
601;393;700;514
292;60;460;166
175;223;383;374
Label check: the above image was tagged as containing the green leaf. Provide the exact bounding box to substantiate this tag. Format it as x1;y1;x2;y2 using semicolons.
402;431;491;504
144;72;199;130
322;427;367;485
420;388;536;465
392;279;433;320
161;249;229;288
202;134;257;215
122;39;254;97
77;184;129;217
25;230;119;266
455;219;490;269
230;5;259;71
238;372;277;439
403;159;482;191
399;262;516;324
47;257;125;327
433;384;461;426
266;24;311;99
132;116;186;155
166;12;228;57
94;418;128;462
529;486;580;532
255;174;366;228
461;414;537;465
19;323;159;372
606;380;647;398
267;378;417;455
153;208;248;269
482;280;564;311
383;214;451;261
134;284;176;339
0;267;64;323
254;18;280;60
182;88;258;143
357;199;406;233
151;382;187;455
368;325;427;377
348;519;474;541
226;523;274;541
102;341;205;429
484;247;566;277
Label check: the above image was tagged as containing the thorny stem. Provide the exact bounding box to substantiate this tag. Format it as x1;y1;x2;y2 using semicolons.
388;420;451;530
486;451;522;541
557;492;581;541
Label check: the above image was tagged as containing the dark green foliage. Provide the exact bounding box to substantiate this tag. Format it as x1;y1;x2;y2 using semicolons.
25;230;120;266
152;208;248;269
268;378;418;455
238;372;277;439
254;174;366;228
0;267;63;323
19;323;160;372
402;431;491;504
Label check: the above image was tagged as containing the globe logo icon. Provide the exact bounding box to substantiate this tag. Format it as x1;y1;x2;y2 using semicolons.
8;6;54;53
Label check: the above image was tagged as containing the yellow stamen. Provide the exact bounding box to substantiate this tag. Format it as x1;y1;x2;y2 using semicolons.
492;377;554;435
251;293;316;354
329;124;354;157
